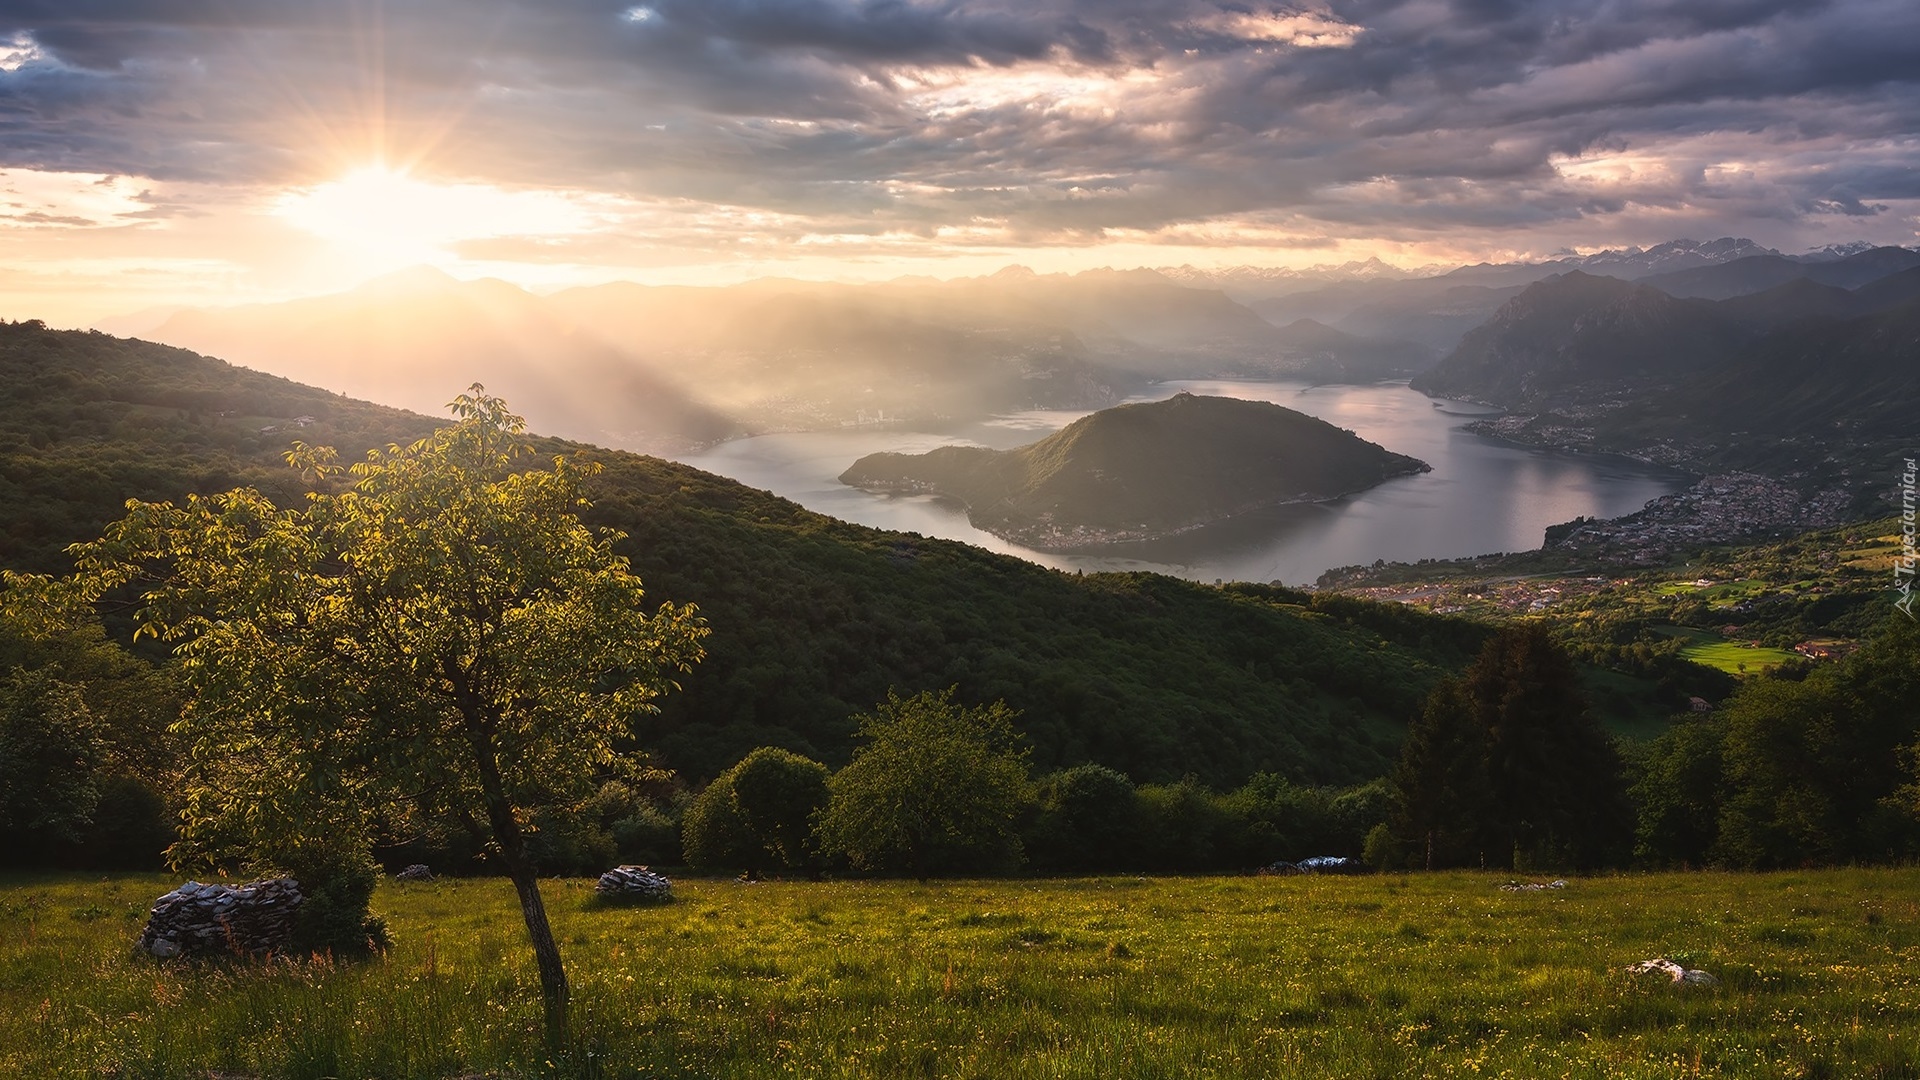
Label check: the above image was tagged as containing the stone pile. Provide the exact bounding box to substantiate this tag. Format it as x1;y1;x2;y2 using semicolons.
1628;958;1719;987
1499;879;1568;892
139;877;304;959
394;864;434;882
596;865;674;903
1261;856;1365;875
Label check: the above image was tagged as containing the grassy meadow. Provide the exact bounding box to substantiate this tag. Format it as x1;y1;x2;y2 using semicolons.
3;869;1918;1079
1650;625;1801;675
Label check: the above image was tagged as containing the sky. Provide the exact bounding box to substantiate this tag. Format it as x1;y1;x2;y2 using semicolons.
0;0;1916;326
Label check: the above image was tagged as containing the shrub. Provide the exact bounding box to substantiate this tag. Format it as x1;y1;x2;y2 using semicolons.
816;689;1030;876
273;837;388;957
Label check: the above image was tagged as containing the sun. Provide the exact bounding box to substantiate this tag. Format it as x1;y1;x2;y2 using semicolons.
274;165;604;274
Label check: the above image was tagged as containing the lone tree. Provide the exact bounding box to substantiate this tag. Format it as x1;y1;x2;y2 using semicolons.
4;388;706;1042
815;687;1031;876
1384;624;1628;871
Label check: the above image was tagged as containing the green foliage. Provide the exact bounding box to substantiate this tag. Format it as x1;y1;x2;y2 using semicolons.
1133;776;1232;872
0;670;102;858
729;748;830;874
75;775;173;870
272;836;389;958
682;747;835;877
525;807;619;878
607;798;683;866
1629;717;1727;868
1385;678;1491;870
581;780;684;869
1468;624;1633;870
0;320;436;577
1646;613;1920;869
681;772;757;874
1385;626;1632;871
1217;773;1392;868
816;689;1031;875
4;387;708;1040
0;614;179;869
1024;764;1143;873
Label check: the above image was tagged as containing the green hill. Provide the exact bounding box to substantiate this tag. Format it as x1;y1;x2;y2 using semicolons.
1604;295;1920;465
1409;272;1735;407
839;393;1428;549
0;320;1488;787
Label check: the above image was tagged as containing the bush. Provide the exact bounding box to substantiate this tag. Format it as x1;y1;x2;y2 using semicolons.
816;689;1031;876
611;799;683;866
1025;764;1141;873
0;672;102;865
730;749;830;874
683;775;759;873
684;749;830;876
1134;776;1230;872
272;837;388;957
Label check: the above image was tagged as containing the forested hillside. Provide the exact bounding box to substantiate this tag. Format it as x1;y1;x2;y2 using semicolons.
0;320;1491;787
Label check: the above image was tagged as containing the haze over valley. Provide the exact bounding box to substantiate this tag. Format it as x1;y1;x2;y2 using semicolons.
87;233;1920;582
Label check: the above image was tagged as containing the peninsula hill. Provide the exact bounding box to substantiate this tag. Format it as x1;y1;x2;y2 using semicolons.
839;393;1429;549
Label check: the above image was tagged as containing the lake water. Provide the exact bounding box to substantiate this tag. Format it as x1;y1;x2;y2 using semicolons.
677;379;1691;585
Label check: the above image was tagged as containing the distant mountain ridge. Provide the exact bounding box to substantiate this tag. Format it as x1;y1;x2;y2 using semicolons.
1208;238;1915;355
137;264;1438;438
839;393;1428;549
113;236;1919;443
1411;261;1920;411
1155;238;1785;300
1635;246;1920;300
1409;272;1734;406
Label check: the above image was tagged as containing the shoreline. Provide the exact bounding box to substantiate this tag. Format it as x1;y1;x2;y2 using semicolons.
845;460;1434;553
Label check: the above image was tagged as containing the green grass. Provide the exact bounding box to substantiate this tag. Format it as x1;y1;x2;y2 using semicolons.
1652;626;1802;675
4;870;1919;1078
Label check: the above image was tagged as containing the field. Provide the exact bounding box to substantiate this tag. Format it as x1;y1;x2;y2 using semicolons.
1650;625;1802;675
3;870;1918;1079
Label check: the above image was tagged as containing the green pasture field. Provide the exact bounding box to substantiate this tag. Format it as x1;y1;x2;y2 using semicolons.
3;870;1918;1079
1651;625;1801;675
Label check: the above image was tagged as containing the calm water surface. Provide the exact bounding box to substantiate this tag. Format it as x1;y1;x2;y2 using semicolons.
677;380;1690;585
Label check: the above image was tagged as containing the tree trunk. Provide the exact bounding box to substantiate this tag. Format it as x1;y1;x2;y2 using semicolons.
504;854;569;1044
470;727;570;1044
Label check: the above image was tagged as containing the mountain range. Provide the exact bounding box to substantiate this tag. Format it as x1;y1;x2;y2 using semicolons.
1412;261;1920;411
1238;240;1919;354
1407;265;1920;496
86;234;1920;513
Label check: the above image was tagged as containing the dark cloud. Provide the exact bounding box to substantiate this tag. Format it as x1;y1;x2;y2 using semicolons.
0;0;1913;250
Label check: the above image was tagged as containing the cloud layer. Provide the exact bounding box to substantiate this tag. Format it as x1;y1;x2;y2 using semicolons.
0;0;1916;265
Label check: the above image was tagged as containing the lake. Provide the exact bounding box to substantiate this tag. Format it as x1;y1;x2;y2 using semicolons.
677;379;1691;585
